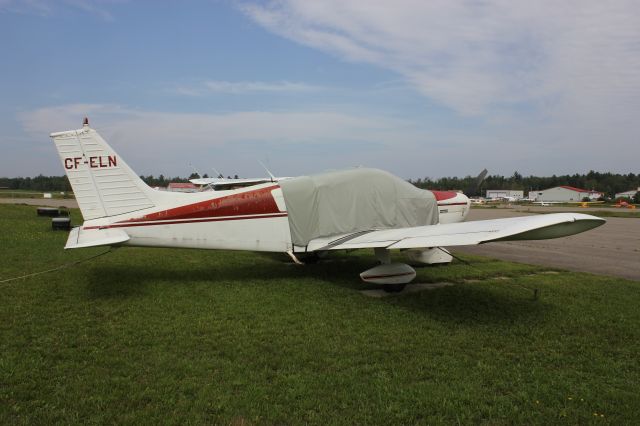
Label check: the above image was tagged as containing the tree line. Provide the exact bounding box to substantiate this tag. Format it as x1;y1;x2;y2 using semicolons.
0;174;189;192
409;171;640;199
1;171;638;199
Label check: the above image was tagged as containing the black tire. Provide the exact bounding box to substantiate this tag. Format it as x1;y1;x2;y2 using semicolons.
382;283;407;293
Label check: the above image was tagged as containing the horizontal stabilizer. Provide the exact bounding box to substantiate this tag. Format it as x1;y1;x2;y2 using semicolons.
65;227;130;249
306;213;605;251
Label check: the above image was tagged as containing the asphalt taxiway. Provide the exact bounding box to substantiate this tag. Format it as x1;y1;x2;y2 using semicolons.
456;206;639;281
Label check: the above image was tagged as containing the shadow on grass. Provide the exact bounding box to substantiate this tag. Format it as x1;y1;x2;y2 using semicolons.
85;267;152;299
84;250;550;325
85;253;371;296
387;283;551;325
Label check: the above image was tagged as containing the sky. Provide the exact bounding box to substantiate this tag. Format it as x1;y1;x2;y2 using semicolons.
1;0;639;180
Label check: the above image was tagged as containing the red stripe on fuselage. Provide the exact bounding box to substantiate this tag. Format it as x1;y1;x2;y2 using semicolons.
118;185;282;224
84;213;288;230
437;202;468;206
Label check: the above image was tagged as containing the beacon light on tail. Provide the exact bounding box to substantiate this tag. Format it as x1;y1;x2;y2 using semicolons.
51;119;605;292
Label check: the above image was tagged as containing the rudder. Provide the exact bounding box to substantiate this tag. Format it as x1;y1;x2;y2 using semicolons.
50;119;158;220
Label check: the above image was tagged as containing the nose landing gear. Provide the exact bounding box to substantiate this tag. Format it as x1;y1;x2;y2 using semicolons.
360;248;416;293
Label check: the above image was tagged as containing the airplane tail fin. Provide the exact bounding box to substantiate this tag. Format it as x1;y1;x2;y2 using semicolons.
50;119;159;220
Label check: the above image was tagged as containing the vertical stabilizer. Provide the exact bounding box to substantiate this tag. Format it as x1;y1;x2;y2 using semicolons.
50;120;157;220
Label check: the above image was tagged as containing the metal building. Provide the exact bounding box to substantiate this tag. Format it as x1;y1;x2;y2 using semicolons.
485;189;524;200
530;186;603;202
615;188;639;199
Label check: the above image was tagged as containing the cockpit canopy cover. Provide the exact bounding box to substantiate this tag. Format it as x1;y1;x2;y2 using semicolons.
279;168;438;247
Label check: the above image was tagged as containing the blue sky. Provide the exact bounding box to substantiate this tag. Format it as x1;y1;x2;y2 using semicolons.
1;0;639;179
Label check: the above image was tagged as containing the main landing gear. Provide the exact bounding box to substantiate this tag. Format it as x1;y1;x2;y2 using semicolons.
359;247;453;293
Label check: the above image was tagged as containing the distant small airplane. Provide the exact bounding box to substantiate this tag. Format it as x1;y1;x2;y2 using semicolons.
615;200;637;209
188;163;290;191
575;200;605;208
530;200;604;208
50;119;605;292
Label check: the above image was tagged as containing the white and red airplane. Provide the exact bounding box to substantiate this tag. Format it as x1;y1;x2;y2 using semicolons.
51;119;605;291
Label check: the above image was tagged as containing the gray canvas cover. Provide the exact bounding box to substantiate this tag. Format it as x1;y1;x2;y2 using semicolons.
279;168;438;247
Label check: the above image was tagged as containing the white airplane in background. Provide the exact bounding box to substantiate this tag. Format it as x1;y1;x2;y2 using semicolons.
189;162;291;191
529;200;604;208
469;198;486;205
190;174;291;191
51;119;605;292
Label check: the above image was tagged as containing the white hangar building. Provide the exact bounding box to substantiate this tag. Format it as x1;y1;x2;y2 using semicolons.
615;188;639;199
530;186;603;202
485;189;524;200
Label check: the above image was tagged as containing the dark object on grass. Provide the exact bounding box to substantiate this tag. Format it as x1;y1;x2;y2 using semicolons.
383;283;407;293
52;217;71;231
37;207;60;217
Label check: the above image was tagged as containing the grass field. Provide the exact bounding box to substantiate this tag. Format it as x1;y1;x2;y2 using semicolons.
1;204;639;424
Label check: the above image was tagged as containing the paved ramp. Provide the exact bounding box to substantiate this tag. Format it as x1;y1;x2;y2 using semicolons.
455;207;640;281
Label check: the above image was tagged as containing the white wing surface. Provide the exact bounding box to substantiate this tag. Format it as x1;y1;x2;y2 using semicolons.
306;213;604;251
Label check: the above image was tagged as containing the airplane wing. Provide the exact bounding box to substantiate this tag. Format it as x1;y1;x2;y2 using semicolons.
306;213;604;251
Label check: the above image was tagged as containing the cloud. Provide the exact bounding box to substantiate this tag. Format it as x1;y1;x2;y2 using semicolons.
20;103;405;143
204;80;321;94
63;0;117;21
0;0;52;16
17;103;419;176
0;0;123;20
11;99;640;179
173;80;323;96
240;0;640;120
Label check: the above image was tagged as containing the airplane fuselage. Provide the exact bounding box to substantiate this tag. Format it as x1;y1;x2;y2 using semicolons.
78;184;470;253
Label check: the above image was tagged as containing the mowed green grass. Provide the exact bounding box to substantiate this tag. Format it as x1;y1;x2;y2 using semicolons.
1;204;639;424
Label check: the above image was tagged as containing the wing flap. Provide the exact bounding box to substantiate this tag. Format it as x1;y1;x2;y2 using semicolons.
308;213;605;251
